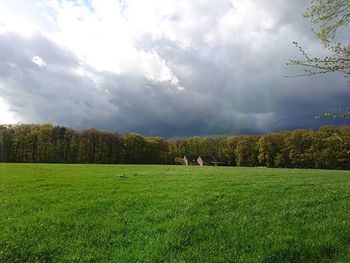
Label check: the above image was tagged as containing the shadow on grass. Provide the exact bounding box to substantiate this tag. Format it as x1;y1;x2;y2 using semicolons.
263;235;350;263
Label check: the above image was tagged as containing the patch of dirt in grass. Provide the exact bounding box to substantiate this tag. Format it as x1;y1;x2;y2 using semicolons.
115;173;140;179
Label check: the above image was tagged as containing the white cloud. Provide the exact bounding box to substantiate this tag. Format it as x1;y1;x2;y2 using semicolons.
0;97;17;124
0;6;38;37
32;56;47;67
46;0;182;87
203;1;277;47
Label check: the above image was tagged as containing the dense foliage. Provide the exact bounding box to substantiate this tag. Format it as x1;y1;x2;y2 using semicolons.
1;124;349;169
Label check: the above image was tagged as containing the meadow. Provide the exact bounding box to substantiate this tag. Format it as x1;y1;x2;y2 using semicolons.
0;163;350;262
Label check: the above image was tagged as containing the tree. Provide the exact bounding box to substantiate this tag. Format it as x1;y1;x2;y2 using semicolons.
123;133;147;164
257;133;285;167
235;136;259;167
222;136;239;166
1;123;349;168
289;0;350;118
305;0;350;45
284;129;315;168
290;0;350;77
0;126;4;162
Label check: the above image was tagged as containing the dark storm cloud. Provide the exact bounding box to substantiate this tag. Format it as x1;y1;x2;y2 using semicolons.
0;33;117;128
0;0;349;137
0;32;224;136
137;37;350;134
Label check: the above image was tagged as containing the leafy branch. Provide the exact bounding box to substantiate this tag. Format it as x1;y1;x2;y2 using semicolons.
288;0;350;118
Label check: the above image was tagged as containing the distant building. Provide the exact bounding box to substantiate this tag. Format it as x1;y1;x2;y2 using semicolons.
197;156;225;166
197;156;212;166
183;155;199;166
183;155;226;166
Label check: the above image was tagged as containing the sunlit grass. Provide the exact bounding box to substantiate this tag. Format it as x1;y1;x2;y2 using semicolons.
0;164;350;262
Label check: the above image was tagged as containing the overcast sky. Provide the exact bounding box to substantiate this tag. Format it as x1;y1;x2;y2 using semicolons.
0;0;349;137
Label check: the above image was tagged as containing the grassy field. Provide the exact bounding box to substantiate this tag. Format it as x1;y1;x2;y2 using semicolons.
0;164;350;262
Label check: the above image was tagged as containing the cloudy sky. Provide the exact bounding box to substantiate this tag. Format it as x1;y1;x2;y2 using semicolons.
0;0;349;137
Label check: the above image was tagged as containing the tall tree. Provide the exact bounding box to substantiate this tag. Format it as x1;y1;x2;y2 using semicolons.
257;133;285;168
235;136;259;167
0;126;4;162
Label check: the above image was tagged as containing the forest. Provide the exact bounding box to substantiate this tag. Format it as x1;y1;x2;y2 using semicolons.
0;124;349;169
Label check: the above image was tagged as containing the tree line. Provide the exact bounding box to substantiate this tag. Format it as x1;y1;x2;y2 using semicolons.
0;124;349;169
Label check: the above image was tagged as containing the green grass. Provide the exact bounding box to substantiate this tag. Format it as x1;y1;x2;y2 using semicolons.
0;164;350;262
